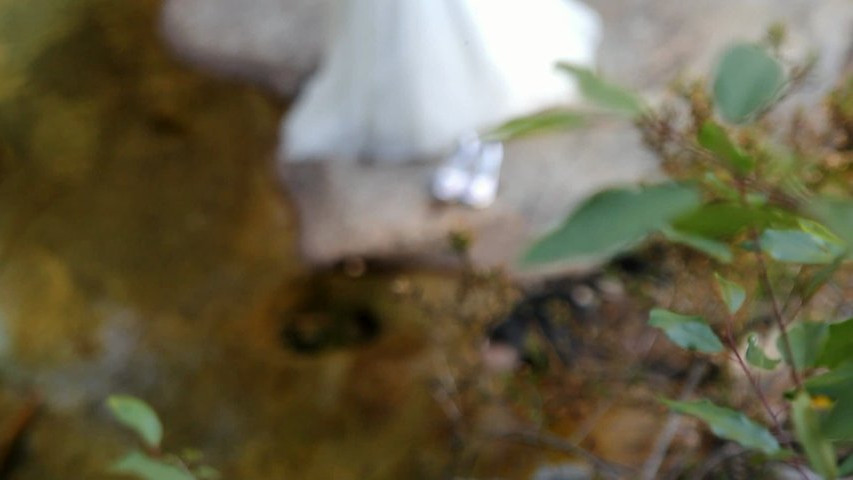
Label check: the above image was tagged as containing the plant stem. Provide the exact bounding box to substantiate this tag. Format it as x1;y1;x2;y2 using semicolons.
751;230;803;389
723;322;810;480
723;327;781;430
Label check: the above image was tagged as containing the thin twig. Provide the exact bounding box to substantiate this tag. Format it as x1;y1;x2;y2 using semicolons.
782;261;842;328
751;230;802;389
723;324;783;432
780;266;806;319
723;273;810;480
639;362;709;480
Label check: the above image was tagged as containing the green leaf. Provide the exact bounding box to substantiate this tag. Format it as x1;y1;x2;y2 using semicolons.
523;183;700;265
488;109;586;141
194;465;222;480
804;363;853;441
799;218;846;247
672;203;798;239
714;273;746;315
557;63;645;117
745;192;768;207
804;362;853;396
760;229;845;264
791;391;838;480
648;309;724;353
820;401;853;443
673;204;760;238
713;43;785;123
809;197;853;255
661;227;733;263
106;395;163;449
778;322;829;369
661;398;781;454
698;121;755;173
839;454;853;476
109;451;194;480
746;334;780;370
817;318;853;369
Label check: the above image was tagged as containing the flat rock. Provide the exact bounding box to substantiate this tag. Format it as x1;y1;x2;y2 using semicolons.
162;0;853;275
160;0;331;94
281;123;661;276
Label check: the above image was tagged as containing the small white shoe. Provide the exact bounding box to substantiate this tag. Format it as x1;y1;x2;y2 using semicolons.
430;166;469;203
461;141;503;209
430;133;480;203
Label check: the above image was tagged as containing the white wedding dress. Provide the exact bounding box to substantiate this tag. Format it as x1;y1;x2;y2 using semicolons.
282;0;602;164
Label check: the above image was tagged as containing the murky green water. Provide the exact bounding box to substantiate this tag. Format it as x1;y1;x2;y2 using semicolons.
0;2;674;478
0;2;558;478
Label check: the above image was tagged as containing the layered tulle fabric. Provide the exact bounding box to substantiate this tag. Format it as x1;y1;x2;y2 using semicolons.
282;0;602;163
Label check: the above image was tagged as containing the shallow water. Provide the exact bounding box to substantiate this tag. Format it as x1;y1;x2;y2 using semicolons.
0;2;550;478
0;2;688;478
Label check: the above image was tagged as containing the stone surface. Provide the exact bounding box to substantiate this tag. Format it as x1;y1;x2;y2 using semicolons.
160;0;331;94
162;0;853;274
281;122;661;276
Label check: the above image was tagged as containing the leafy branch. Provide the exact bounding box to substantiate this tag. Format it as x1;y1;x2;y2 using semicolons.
517;34;853;478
